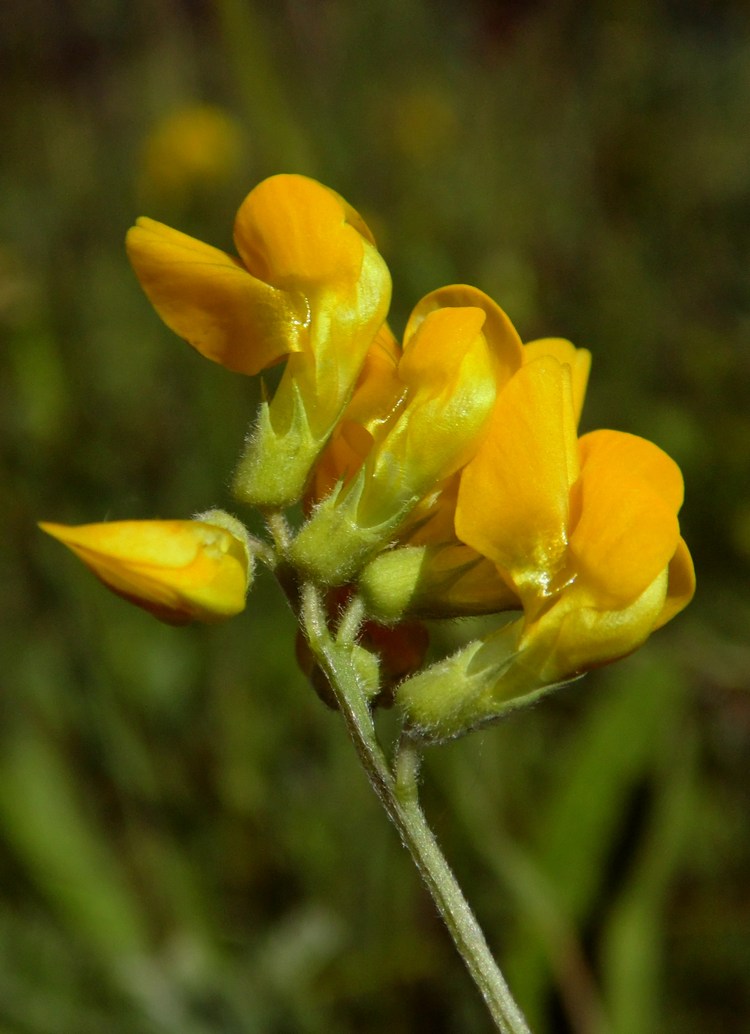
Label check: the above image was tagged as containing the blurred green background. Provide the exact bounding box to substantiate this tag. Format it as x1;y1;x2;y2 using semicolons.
2;1;749;1031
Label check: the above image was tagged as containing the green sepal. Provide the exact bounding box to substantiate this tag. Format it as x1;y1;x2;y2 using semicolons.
358;546;427;622
232;383;322;509
397;617;580;744
289;467;417;585
359;544;506;623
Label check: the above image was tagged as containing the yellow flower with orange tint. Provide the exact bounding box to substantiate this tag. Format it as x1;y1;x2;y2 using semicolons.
399;353;695;741
290;286;524;585
455;356;694;657
358;331;591;623
39;513;252;625
126;175;391;506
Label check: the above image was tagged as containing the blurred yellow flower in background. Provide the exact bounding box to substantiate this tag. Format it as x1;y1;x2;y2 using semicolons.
137;104;245;203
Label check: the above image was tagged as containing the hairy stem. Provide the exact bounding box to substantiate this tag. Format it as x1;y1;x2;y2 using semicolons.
299;581;531;1034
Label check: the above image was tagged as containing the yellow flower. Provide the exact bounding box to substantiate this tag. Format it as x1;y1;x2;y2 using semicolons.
126;175;391;506
289;285;524;585
397;349;694;742
358;332;591;622
39;514;252;625
455;355;694;675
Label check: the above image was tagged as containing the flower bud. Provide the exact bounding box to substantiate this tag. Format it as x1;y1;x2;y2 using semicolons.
39;514;252;625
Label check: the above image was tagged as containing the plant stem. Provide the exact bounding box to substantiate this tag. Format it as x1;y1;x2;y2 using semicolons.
300;582;531;1034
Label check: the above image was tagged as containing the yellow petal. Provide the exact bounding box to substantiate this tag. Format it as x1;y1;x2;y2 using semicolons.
523;337;591;425
307;323;404;504
233;174;365;289
578;429;684;511
404;284;523;387
569;431;682;608
230;178;392;507
39;519;250;625
527;566;670;682
456;356;579;596
338;322;404;441
411;544;519;617
288;303;498;584
323;187;379;247
360;305;497;520
126;218;302;375
653;536;696;630
402;472;461;546
399;305;488;393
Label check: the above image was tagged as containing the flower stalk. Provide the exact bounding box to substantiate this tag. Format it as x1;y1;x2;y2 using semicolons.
299;581;531;1034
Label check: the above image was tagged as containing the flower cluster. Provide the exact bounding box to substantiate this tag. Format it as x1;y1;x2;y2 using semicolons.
42;175;694;742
